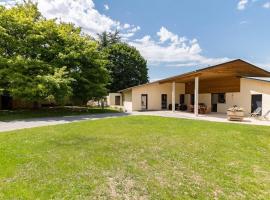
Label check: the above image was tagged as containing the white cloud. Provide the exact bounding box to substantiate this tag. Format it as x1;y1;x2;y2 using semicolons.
237;0;249;10
2;1;230;68
240;20;248;24
1;0;139;38
263;2;270;8
129;27;229;67
104;4;109;11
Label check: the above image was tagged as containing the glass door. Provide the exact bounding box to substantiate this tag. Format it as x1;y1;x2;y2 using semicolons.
161;94;167;109
141;94;148;110
251;94;262;115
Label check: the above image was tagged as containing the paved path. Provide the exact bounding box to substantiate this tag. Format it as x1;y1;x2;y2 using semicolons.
1;111;269;133
0;113;130;132
132;111;270;126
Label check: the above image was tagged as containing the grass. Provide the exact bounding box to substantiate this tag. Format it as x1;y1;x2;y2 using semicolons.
0;106;119;122
1;116;270;199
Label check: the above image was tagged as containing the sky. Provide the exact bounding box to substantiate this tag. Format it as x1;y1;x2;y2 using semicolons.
1;0;270;81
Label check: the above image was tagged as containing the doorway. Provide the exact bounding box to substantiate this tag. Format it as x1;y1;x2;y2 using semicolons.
115;96;121;105
161;94;167;109
211;94;218;112
251;94;262;115
1;95;13;110
141;94;148;110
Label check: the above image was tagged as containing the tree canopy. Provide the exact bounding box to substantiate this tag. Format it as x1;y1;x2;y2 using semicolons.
104;43;148;92
0;3;149;107
0;3;109;105
98;31;149;92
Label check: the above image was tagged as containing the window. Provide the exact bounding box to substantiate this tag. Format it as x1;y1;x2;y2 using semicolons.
115;96;121;105
218;93;226;104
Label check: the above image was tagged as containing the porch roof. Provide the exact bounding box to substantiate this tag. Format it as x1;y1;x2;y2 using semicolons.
119;59;270;92
243;77;270;83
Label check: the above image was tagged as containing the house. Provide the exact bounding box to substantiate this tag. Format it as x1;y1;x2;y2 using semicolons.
109;59;270;117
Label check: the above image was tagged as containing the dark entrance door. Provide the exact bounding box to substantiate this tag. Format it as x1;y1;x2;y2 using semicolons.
141;94;148;110
1;95;13;110
211;93;218;112
115;96;121;105
251;94;262;115
161;94;167;109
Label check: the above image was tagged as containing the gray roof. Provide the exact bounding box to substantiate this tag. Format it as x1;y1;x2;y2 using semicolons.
244;77;270;83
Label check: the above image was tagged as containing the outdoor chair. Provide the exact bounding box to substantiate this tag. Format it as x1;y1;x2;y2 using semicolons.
250;107;262;117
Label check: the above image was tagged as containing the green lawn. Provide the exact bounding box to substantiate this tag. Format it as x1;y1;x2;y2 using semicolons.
1;116;270;199
0;107;119;121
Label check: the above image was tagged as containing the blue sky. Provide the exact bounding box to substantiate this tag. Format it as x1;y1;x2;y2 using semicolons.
1;0;270;81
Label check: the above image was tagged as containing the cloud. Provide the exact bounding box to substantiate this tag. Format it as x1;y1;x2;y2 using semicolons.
237;0;248;10
263;2;270;8
240;20;248;25
104;4;109;11
2;1;229;68
1;0;139;38
129;27;229;67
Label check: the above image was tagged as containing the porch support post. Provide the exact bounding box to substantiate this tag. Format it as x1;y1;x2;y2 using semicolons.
172;81;176;112
194;76;199;116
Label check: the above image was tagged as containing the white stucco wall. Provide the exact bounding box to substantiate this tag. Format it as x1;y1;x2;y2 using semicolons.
216;78;270;116
199;93;211;112
122;90;132;112
107;93;122;106
131;82;185;111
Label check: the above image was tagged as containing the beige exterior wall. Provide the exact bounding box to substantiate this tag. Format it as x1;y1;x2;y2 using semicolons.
215;78;270;116
199;93;211;113
120;77;270;117
107;93;122;106
122;90;132;112
238;78;270;116
131;82;185;111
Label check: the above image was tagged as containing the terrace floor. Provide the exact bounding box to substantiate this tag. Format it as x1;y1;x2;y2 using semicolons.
131;110;270;126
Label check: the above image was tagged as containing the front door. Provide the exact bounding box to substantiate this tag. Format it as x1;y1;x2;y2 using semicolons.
141;94;148;110
211;93;218;112
161;94;167;109
251;94;262;115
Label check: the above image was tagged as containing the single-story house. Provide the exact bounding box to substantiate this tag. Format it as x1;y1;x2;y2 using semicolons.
109;59;270;117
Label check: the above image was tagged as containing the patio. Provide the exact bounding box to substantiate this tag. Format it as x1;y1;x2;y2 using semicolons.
132;110;270;126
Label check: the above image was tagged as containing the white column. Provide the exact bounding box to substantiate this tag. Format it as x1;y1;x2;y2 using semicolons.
172;81;175;112
194;77;199;116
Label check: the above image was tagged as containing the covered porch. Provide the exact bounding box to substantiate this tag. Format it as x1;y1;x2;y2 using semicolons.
159;60;263;116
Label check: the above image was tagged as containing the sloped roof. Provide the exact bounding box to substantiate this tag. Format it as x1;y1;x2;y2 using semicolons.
119;59;270;92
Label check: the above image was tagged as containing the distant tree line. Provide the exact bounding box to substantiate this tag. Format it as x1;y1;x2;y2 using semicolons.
0;2;148;107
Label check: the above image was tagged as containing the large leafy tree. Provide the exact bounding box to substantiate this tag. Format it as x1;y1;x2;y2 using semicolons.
98;30;149;92
105;43;149;92
0;3;109;105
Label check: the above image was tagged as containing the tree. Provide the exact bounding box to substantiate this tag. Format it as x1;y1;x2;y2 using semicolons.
0;3;109;106
97;30;121;48
105;43;149;92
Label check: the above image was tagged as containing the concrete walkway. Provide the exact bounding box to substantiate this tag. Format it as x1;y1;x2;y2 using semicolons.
1;111;269;133
0;113;130;132
132;111;270;126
